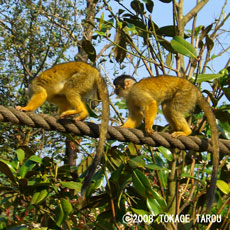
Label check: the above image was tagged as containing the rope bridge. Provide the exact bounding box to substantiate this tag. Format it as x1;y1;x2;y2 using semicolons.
0;106;229;157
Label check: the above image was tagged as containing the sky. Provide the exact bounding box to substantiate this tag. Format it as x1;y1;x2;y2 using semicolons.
103;0;230;126
162;0;229;70
153;0;229;27
152;0;230;72
104;0;230;76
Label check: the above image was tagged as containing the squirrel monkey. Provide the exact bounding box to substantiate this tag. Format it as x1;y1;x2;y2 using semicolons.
113;75;219;210
16;61;110;197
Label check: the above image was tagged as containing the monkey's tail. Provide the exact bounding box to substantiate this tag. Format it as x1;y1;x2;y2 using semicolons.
197;93;219;211
81;74;109;198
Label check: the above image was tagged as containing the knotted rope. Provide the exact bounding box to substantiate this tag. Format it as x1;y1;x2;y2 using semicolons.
0;106;229;156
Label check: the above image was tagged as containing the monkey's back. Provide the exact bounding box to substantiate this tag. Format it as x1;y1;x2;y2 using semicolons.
36;62;98;82
129;76;199;109
31;62;99;96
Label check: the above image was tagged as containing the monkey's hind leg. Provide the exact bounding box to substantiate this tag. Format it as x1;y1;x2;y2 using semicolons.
122;106;143;130
16;88;47;112
60;92;89;121
170;116;192;138
166;109;192;138
48;95;72;114
162;91;194;138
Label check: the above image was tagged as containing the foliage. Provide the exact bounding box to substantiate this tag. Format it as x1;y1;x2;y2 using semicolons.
0;148;79;229
0;0;230;229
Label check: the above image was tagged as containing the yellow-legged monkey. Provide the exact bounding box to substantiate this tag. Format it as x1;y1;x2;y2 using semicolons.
113;75;219;210
16;61;110;197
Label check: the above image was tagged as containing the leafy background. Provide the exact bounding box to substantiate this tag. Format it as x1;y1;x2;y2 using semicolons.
0;0;230;229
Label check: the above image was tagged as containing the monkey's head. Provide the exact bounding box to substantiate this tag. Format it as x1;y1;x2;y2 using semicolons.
113;75;136;98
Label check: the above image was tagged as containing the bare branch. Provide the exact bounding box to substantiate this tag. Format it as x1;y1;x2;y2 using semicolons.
96;43;113;60
183;0;209;25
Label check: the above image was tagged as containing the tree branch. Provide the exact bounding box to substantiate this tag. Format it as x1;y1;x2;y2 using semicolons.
183;0;209;25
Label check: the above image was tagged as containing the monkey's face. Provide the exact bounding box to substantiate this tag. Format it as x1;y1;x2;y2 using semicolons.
113;75;136;98
114;84;128;98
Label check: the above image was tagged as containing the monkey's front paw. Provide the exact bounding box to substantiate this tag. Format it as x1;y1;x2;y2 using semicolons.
16;106;26;111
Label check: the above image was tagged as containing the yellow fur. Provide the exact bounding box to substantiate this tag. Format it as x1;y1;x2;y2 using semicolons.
17;61;110;197
114;75;219;210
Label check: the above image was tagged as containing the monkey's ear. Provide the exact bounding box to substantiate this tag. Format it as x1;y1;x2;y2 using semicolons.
124;78;136;89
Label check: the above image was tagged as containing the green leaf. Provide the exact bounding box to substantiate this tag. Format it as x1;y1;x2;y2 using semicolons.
131;208;150;216
30;189;48;205
96;211;114;229
219;68;229;75
10;158;20;171
131;0;144;15
94;30;106;36
85;169;104;196
15;149;25;164
19;160;36;178
135;169;152;189
76;153;94;176
145;163;169;171
32;228;47;230
99;12;104;32
171;36;197;59
115;99;127;109
180;173;200;181
0;217;7;229
98;18;114;33
146;198;161;215
158;37;176;53
111;165;125;183
28;155;42;164
216;180;230;194
206;35;214;51
194;25;204;37
159;0;172;2
0;159;17;173
56;200;64;227
157;25;177;37
199;24;213;41
158;146;172;161
128;156;145;169
128;142;138;156
223;88;230;101
132;170;147;197
60;181;81;192
151;190;167;210
0;160;16;184
123;16;147;38
132;169;153;197
61;198;73;219
196;73;225;83
165;52;173;67
145;0;154;13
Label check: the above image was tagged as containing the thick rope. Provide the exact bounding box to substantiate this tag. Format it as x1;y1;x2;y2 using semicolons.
0;106;229;156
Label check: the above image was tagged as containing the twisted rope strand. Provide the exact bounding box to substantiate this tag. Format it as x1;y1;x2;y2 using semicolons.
0;106;229;156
